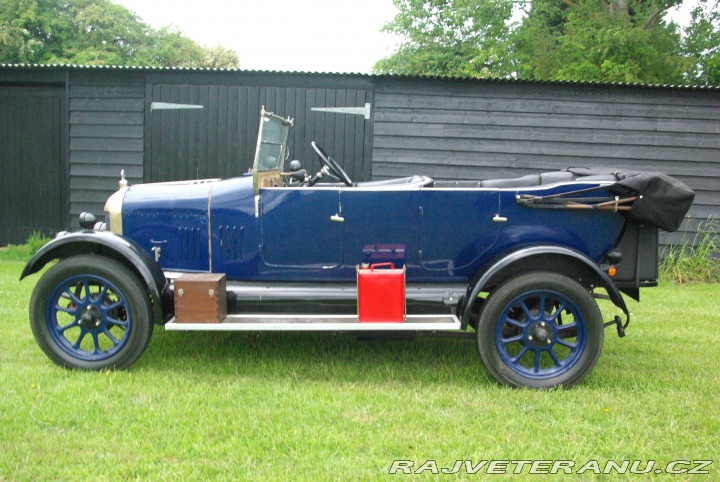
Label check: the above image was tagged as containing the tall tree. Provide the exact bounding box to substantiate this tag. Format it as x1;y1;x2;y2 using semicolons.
684;0;720;84
514;0;688;84
0;0;239;68
373;0;517;77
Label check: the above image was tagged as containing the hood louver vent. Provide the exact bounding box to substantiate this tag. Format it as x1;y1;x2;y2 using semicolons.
218;225;243;260
179;227;202;260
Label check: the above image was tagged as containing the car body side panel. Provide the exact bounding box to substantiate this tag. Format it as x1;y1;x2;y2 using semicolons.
491;188;627;262
120;179;627;285
209;176;258;279
122;181;213;272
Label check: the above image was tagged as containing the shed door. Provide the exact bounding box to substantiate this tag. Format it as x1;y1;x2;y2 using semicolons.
0;87;65;245
146;83;373;183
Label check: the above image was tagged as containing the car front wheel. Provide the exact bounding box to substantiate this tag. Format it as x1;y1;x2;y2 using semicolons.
29;255;153;370
476;271;604;389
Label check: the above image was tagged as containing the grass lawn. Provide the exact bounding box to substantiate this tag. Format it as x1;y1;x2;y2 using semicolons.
1;258;718;480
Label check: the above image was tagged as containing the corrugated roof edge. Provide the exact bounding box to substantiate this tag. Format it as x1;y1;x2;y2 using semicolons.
0;62;371;77
1;63;719;90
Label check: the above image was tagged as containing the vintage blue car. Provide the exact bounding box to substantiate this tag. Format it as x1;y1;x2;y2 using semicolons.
22;109;694;388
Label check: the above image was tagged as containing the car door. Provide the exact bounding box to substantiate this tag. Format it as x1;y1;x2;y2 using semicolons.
340;188;421;272
419;189;501;279
259;186;344;271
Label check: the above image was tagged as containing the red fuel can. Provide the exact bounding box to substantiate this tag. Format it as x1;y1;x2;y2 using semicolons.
357;263;406;322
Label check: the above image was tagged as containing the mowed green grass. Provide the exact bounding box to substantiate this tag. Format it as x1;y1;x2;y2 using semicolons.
1;259;718;480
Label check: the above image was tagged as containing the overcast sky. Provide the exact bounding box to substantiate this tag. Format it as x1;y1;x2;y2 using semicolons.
113;0;402;73
113;0;695;74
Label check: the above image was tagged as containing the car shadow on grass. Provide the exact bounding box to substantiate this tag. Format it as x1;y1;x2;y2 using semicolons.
140;329;493;386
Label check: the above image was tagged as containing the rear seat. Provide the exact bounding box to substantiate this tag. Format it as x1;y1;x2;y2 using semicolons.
434;171;619;188
480;172;576;188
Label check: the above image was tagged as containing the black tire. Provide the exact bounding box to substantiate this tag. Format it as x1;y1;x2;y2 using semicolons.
29;255;154;370
477;272;604;389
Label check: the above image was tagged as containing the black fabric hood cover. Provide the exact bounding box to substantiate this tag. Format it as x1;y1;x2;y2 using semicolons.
566;168;695;232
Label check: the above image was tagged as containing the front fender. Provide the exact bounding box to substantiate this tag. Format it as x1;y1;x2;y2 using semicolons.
462;245;630;327
21;231;169;325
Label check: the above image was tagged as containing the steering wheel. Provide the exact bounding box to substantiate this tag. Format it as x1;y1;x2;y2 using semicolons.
311;141;353;186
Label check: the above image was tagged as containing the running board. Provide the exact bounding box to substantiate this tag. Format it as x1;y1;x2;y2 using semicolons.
165;314;461;331
163;272;466;306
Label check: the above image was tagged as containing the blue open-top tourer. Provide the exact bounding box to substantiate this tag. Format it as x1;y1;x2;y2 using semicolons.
22;109;695;388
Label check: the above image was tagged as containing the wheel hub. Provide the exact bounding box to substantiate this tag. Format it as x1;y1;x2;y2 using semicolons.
527;321;552;347
79;305;102;329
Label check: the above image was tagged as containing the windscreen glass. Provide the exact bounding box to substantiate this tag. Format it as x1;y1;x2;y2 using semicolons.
253;113;289;172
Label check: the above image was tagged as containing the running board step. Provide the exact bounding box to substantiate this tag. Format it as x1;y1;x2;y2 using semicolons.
165;314;460;331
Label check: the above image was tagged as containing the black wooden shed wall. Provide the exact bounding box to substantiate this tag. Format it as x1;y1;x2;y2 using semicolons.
0;66;373;242
69;71;145;228
373;78;720;247
1;65;719;250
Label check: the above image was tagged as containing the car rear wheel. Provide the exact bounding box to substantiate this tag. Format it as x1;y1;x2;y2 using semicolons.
476;272;604;388
29;255;153;370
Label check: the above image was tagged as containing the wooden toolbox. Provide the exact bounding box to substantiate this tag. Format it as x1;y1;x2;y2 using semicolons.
174;273;227;323
357;263;406;322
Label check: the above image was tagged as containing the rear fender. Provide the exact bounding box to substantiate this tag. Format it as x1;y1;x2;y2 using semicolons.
20;232;170;325
462;246;629;329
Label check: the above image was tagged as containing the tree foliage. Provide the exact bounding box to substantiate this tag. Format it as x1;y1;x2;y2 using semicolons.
374;0;516;77
514;0;687;84
374;0;720;86
202;44;241;70
0;0;239;68
684;0;720;84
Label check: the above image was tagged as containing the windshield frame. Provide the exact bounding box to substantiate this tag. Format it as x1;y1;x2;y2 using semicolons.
252;107;294;196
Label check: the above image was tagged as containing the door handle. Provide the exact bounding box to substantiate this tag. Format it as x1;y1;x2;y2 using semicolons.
330;214;345;223
493;214;508;223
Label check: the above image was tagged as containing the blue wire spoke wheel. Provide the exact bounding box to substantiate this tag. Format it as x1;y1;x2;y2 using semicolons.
495;290;585;379
46;274;132;361
30;255;153;370
477;272;604;389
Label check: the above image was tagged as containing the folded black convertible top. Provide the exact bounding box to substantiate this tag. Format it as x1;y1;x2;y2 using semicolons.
566;168;695;232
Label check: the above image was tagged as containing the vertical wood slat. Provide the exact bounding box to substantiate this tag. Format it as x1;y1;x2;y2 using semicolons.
227;86;238;178
217;86;229;179
143;81;153;183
